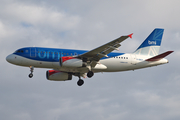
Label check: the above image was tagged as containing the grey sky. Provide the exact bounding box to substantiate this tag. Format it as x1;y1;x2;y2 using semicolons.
0;0;180;120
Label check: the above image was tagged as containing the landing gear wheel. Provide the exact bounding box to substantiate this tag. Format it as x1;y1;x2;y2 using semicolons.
29;66;34;78
87;71;94;78
29;73;33;78
77;79;84;86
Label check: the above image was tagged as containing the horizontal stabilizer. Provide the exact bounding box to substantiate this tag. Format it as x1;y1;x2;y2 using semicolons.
145;51;174;62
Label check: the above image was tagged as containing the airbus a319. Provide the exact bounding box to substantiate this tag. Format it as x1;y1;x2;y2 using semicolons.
6;28;173;86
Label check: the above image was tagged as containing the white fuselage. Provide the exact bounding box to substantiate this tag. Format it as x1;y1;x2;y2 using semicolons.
6;53;168;73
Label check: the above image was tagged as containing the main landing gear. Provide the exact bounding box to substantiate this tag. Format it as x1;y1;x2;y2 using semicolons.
28;66;34;78
86;65;94;78
87;71;94;78
77;71;94;86
77;78;84;86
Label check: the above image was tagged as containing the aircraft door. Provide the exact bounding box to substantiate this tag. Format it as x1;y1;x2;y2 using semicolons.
131;54;137;65
30;47;36;57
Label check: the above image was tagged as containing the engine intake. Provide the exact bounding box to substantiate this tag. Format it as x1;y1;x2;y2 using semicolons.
46;70;72;81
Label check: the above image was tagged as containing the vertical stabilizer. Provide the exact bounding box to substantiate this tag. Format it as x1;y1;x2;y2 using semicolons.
134;28;164;56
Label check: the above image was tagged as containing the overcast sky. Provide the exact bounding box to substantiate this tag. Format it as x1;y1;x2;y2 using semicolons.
1;0;180;120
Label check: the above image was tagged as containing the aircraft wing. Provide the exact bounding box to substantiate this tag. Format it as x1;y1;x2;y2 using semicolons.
79;34;133;62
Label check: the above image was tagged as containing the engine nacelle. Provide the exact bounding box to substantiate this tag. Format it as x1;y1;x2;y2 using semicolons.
59;57;83;67
46;70;72;81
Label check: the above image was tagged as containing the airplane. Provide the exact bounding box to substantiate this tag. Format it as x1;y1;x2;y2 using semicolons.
6;28;173;86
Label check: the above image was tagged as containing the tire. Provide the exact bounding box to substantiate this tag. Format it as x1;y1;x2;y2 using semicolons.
29;73;33;78
77;79;84;86
87;71;94;78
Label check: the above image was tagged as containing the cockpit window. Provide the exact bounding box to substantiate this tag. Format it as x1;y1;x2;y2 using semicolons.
14;50;23;53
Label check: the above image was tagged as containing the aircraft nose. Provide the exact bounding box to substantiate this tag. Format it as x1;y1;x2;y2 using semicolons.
6;54;14;63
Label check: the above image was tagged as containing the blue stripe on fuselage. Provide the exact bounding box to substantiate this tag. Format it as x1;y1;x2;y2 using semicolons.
13;47;125;62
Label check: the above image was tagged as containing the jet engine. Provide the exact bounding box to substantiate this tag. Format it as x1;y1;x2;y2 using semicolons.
46;70;72;81
59;57;83;67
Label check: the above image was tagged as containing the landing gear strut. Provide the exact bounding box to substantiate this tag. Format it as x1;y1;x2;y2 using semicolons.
28;66;34;78
77;75;84;86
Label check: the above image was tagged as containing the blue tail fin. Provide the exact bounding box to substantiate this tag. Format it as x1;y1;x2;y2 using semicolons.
134;28;164;56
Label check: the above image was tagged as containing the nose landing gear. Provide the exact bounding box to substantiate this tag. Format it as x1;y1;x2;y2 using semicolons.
28;66;34;78
29;73;33;78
